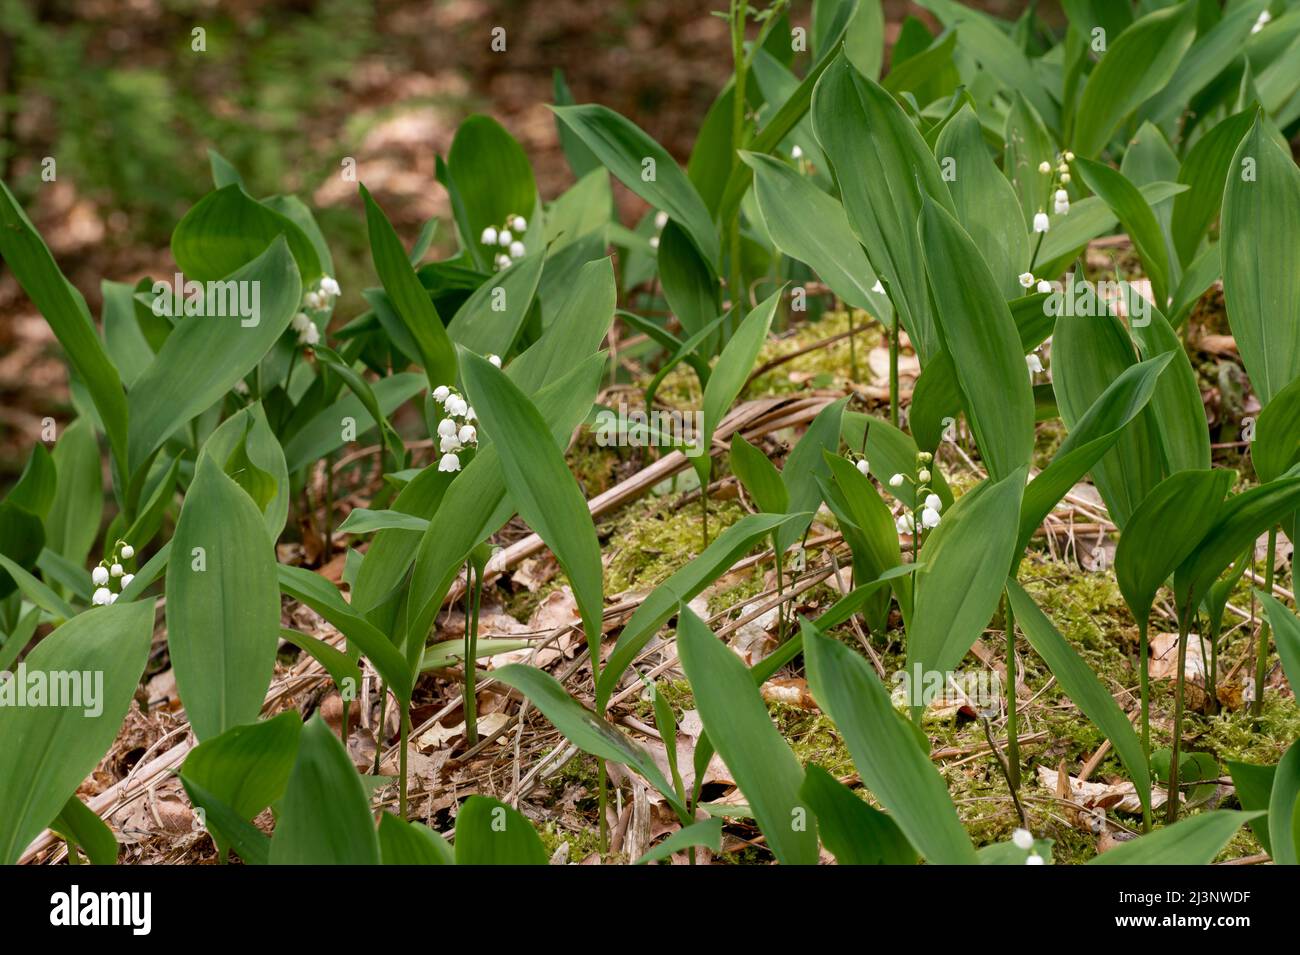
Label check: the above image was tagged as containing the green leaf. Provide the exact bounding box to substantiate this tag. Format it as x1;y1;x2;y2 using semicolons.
1268;738;1300;865
693;290;781;484
1253;377;1300;483
812;55;953;362
1260;593;1300;702
0;182;129;478
446;115;539;271
453;796;547;865
446;249;544;358
676;607;818;865
44;418;102;568
282;372;425;473
179;776;270;865
597;512;806;710
280;628;362;699
361;185;457;389
907;469;1024;694
1071;2;1198;158
741;151;887;315
634;818;723;865
277;564;413;702
919;197;1035;481
199;404;290;538
338;509;430;535
803;618;977;864
934;105;1029;298
270;714;379;864
1018;354;1171;558
730;435;788;514
378;812;453;865
460;352;604;656
0;599;153;864
1035;183;1187;271
167;455;281;740
657;221;720;344
1074;158;1171;307
1174;476;1300;626
842;412;953;510
1088;810;1260;865
180;711;301;857
1007;580;1152;821
126;238;301;477
172;183;320;283
1226;758;1276;854
799;764;918;865
51;795;118;865
1171;108;1255;267
1221;114;1300;405
1115;469;1234;627
493;664;685;817
551;104;718;265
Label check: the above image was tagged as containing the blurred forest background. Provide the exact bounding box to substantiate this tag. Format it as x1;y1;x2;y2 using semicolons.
0;0;1035;480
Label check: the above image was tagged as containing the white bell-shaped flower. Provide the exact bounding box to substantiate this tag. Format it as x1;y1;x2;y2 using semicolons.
438;452;461;472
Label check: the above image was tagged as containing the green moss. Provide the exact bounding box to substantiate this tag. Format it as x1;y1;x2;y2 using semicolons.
1202;696;1300;765
601;495;744;596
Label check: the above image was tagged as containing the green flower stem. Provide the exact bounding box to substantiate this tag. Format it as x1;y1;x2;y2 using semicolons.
1004;591;1021;792
1251;526;1278;720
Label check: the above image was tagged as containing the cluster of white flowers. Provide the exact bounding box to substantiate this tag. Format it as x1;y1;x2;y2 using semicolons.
648;209;669;250
90;540;136;606
481;214;528;270
1033;151;1075;234
293;275;340;347
1019;271;1054;295
889;451;942;537
431;383;480;472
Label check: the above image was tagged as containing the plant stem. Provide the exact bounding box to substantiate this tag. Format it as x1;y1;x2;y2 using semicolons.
727;0;748;331
463;563;481;747
1167;616;1191;825
1206;620;1220;717
773;532;784;644
1138;617;1151;832
373;681;387;774
598;760;609;854
1004;592;1020;792
1251;526;1277;720
398;703;410;821
889;313;900;427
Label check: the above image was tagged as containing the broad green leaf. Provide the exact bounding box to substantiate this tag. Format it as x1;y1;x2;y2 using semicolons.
0;182;128;476
803;619;977;864
692;289;781;484
493;664;684;817
180;711;301;857
1035;182;1187;271
378;812;453;865
1260;594;1300;701
45;418;102;567
730;435;788;514
338;509;430;535
446;115;539;272
634;818;723;865
934;105;1029;298
1268;728;1300;865
167;455;281;740
460;352;604;656
280;628;362;699
1226;758;1276;854
1052;300;1163;527
446;249;544;358
453;796;547;865
657;222;720;344
0;553;74;621
741;151;887;317
819;451;904;627
199;404;290;537
812;55;953;362
1175;476;1300;626
282;372;425;473
676;607;818;865
1007;580;1151;820
51;795;117;865
1088;810;1259;865
179;776;270;865
126;239;301;477
1253;377;1300;482
551;104;718;265
361;185;457;389
597;512;806;710
842;412;954;510
270;714;379;865
1125;291;1211;474
1171;108;1256;267
919;197;1034;481
1074;158;1171;307
1004;92;1056;228
1018;354;1171;558
1221;115;1300;405
172;183;320;283
277;563;413;702
907;468;1025;685
313;344;406;470
1072;2;1198;158
0;599;153;864
1115;469;1233;628
799;764;918;865
775;396;846;553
